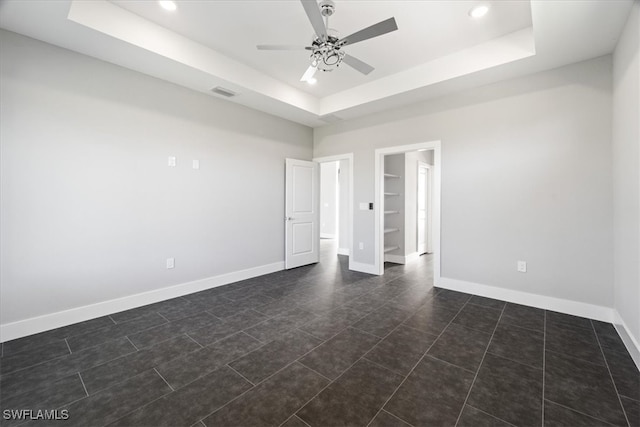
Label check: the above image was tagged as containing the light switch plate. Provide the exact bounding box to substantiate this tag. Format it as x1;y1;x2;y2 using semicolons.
166;258;175;269
192;160;200;170
168;156;176;167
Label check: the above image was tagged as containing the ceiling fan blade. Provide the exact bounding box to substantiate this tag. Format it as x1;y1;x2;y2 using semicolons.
300;65;318;82
338;17;398;46
300;0;328;41
257;45;312;50
342;54;374;75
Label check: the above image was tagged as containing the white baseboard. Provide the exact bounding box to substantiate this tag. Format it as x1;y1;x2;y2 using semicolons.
0;261;284;342
320;233;336;239
613;310;640;371
384;252;420;265
436;277;614;323
384;254;406;264
350;261;380;275
337;248;349;256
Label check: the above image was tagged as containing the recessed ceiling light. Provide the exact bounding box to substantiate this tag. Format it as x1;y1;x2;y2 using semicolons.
307;77;317;85
159;1;177;11
469;5;489;18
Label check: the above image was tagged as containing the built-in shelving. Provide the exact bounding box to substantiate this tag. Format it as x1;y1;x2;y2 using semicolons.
384;173;400;179
384;245;400;253
384;228;399;234
384;192;400;196
384;210;399;214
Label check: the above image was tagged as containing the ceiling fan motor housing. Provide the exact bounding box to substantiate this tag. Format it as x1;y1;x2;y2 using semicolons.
319;0;335;17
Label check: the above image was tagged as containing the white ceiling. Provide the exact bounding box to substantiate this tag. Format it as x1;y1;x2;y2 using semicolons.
0;0;634;127
111;0;533;97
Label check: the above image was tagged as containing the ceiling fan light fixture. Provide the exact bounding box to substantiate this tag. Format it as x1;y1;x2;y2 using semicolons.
469;4;489;19
159;0;177;12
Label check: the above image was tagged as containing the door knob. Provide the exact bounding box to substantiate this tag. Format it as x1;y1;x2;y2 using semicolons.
286;216;295;221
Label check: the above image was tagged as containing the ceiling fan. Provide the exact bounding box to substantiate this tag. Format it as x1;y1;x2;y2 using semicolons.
257;0;398;83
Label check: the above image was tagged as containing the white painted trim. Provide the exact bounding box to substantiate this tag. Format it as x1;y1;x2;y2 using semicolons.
437;276;614;323
337;248;349;256
313;153;354;272
384;252;420;265
0;261;284;342
349;261;379;275
375;141;441;279
613;310;640;370
320;233;336;239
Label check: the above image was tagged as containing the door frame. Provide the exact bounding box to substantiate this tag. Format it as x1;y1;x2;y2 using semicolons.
313;153;354;271
374;141;441;277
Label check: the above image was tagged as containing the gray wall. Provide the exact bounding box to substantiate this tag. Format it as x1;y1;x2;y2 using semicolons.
314;56;614;307
612;2;640;343
0;30;313;325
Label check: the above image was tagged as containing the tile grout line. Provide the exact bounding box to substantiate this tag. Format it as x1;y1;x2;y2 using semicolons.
269;277;441;427
184;333;204;349
545;398;619;427
125;336;139;351
77;372;90;397
590;319;632;427
279;414;312;427
153;367;175;392
465;404;517;427
420;353;476;375
452;302;506;427
225;364;256;386
365;292;470;427
380;409;416;427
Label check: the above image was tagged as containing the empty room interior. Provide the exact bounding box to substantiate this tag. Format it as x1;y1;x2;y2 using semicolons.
1;0;639;426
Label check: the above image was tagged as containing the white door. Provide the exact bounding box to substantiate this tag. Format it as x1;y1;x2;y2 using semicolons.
285;158;319;269
417;162;430;255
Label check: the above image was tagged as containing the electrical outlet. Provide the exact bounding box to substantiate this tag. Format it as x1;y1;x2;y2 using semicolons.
517;261;527;273
168;156;176;167
359;242;364;250
166;258;175;269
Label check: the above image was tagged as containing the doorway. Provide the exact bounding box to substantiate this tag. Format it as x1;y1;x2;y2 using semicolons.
374;141;441;277
315;154;354;269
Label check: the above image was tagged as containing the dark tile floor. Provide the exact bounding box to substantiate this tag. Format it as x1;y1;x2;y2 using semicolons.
1;240;638;427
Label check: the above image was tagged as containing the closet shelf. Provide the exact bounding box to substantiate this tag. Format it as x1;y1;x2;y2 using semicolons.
384;192;400;196
384;210;399;215
384;228;399;234
384;245;400;253
384;173;400;179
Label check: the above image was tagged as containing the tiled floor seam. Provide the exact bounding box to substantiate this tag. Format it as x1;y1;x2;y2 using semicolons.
77;372;90;397
183;333;204;348
591;319;632;427
544;398;619;426
225;364;256;386
453;302;506;427
465;404;517;427
365;296;471;427
291;289;447;427
194;324;341;425
153;367;175;391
